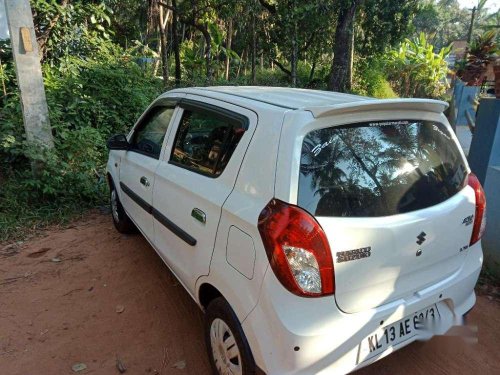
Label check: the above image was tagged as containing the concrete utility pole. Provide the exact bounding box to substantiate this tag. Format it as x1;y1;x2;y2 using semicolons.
5;0;54;150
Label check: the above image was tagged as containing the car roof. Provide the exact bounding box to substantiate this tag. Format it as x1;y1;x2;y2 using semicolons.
170;86;369;109
167;86;448;117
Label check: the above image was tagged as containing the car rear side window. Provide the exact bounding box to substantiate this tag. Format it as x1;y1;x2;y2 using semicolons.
170;107;246;177
298;120;467;217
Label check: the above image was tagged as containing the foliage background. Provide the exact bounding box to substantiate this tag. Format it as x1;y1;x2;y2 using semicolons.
0;0;498;240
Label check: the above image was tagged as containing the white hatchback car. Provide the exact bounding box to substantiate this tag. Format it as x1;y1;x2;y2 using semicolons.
106;87;485;375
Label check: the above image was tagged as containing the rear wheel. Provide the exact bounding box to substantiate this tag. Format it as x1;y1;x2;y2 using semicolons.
205;297;256;375
110;182;136;234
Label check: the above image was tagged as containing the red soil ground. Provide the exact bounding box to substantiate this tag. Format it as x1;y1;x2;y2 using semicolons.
1;212;499;374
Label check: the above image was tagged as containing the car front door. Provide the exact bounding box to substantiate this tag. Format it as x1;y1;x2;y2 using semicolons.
152;96;257;295
119;104;177;240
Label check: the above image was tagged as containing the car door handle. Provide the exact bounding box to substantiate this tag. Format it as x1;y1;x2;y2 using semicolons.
191;208;206;224
140;176;150;187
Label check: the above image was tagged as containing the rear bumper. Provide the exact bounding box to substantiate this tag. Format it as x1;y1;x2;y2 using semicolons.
242;243;483;375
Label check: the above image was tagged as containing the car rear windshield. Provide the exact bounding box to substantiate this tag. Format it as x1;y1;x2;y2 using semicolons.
298;120;467;217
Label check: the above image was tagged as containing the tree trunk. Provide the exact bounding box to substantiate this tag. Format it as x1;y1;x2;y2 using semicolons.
272;59;291;76
0;56;7;97
37;0;69;60
153;43;161;76
237;48;246;78
225;18;233;80
197;24;213;83
327;0;362;92
251;12;256;84
291;20;298;87
172;0;181;86
309;60;316;83
159;6;170;87
347;23;354;88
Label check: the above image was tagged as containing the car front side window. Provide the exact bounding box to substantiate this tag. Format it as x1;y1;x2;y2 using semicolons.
130;106;175;159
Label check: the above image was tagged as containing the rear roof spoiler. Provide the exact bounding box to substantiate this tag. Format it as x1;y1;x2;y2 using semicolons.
304;99;449;118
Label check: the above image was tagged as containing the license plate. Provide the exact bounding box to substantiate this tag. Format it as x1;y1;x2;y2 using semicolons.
357;304;440;363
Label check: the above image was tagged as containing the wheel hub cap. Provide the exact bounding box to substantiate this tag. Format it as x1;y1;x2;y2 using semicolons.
210;318;242;375
111;189;120;222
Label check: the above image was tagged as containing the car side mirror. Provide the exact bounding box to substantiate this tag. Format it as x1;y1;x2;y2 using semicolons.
107;134;129;150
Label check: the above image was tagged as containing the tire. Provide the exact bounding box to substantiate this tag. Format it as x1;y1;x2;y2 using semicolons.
109;181;136;234
205;297;256;375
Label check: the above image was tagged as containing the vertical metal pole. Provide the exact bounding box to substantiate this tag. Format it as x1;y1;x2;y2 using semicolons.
5;0;54;150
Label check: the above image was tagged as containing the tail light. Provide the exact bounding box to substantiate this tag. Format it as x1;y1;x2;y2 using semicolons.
257;199;334;297
468;173;486;246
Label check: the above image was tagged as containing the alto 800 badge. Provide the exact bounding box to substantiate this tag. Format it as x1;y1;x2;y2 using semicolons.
336;247;372;263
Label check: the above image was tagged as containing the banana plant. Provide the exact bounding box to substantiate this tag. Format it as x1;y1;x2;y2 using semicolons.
207;21;240;77
385;32;451;98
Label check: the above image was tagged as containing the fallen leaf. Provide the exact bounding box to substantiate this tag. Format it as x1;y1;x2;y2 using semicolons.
116;358;127;373
72;363;87;372
172;360;186;370
116;305;125;313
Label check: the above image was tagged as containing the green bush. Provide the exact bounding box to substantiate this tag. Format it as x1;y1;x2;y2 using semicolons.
384;33;451;99
0;50;163;240
178;59;330;89
1;58;162;178
353;57;398;98
0;2;166;240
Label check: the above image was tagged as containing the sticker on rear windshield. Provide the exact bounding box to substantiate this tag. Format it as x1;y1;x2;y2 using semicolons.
368;120;409;127
432;124;451;140
336;247;371;263
311;137;335;156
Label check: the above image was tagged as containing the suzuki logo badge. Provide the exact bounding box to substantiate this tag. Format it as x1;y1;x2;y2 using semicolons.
416;232;427;245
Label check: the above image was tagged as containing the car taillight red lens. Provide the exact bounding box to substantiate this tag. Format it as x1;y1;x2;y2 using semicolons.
257;199;334;297
468;173;486;246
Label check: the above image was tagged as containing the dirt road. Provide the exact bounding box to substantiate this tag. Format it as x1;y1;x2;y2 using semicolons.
1;212;499;375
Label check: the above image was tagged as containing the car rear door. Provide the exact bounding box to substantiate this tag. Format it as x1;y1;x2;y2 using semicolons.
152;96;257;295
119;104;178;240
280;112;476;314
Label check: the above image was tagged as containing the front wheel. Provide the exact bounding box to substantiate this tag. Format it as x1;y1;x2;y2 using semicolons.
205;297;256;375
110;182;136;234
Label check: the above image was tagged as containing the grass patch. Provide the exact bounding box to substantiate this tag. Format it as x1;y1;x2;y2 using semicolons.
0;174;109;243
0;202;93;243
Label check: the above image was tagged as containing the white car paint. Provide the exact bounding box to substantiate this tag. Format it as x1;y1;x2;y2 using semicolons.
118;151;158;240
152;95;258;296
107;86;483;375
